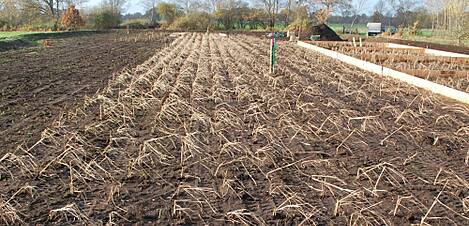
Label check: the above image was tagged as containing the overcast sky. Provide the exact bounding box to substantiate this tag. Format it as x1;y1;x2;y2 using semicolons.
85;0;381;15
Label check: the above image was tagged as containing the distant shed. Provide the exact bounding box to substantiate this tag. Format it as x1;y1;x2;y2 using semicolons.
367;23;382;36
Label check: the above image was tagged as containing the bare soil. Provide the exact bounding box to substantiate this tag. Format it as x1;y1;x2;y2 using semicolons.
310;41;469;93
0;30;173;155
1;33;468;225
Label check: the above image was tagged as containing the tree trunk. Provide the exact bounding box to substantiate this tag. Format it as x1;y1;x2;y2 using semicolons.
351;15;358;28
55;0;60;23
151;6;155;25
46;1;55;20
285;0;292;26
431;13;434;31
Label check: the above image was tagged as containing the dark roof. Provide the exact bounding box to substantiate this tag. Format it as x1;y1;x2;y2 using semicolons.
311;24;343;41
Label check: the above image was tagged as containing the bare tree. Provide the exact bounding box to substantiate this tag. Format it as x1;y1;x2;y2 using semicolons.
214;0;247;29
175;0;209;13
101;0;127;15
14;0;87;22
257;0;280;28
388;0;418;26
206;0;221;13
388;0;417;16
443;0;469;44
312;0;350;12
141;0;158;24
37;0;62;20
373;0;386;14
63;0;87;7
311;0;351;21
0;0;21;25
426;0;443;30
350;0;367;27
283;0;293;26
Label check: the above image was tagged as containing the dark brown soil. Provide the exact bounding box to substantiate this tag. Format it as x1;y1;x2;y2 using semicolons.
1;33;468;225
0;30;173;155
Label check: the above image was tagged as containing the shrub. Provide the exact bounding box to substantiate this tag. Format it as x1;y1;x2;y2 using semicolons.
287;19;313;39
18;22;57;32
61;5;84;30
287;19;312;31
157;3;183;24
409;21;421;35
121;19;159;29
170;13;211;31
160;21;175;30
94;11;121;30
124;21;145;29
456;19;469;45
0;20;8;31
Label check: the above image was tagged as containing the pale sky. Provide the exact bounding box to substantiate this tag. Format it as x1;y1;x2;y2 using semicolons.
85;0;381;15
84;0;145;14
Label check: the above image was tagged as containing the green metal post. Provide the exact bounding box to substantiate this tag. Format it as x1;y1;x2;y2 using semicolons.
270;34;277;74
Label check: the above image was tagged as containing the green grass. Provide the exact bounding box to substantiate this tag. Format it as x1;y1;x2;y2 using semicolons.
0;31;29;39
0;30;99;51
417;29;436;38
395;28;469;46
0;30;97;41
0;31;54;41
402;33;469;46
328;23;368;35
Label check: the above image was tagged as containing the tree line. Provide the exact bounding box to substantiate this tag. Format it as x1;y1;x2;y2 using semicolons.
0;0;468;36
0;0;127;30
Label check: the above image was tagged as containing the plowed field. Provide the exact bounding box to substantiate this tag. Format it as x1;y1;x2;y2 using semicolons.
1;33;468;225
